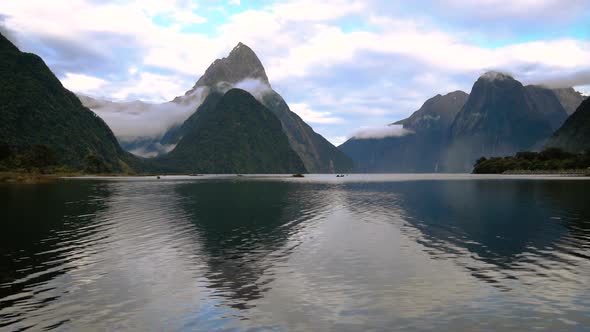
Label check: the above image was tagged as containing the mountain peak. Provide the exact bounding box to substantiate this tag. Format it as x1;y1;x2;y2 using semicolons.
188;42;269;93
230;42;250;54
479;71;514;81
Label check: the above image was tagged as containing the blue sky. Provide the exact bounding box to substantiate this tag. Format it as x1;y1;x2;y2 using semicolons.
2;0;590;145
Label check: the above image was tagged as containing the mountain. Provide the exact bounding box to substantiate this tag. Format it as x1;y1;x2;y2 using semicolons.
524;85;568;130
339;91;468;172
0;32;138;173
447;71;567;171
160;42;352;173
182;42;269;94
394;91;469;134
155;89;306;174
78;92;205;157
546;97;590;153
551;87;587;115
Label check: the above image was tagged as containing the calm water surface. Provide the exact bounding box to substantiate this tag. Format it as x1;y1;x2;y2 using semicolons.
1;174;590;331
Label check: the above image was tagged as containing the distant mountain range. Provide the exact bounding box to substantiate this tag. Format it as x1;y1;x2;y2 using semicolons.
340;71;585;173
2;28;588;175
340;91;468;172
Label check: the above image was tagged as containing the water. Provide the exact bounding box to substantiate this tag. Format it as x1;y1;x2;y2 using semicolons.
1;174;590;331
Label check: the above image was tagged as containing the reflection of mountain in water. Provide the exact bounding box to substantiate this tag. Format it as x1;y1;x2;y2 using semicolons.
344;180;590;286
0;182;112;323
175;180;333;309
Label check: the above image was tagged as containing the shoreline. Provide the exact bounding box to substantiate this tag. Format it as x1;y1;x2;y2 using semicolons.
2;171;590;184
501;169;590;176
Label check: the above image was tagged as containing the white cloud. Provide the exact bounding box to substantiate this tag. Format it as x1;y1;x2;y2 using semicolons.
60;73;107;94
108;72;192;103
289;103;344;124
328;136;347;146
436;0;587;20
350;125;413;140
233;78;272;100
2;0;589;143
84;86;208;139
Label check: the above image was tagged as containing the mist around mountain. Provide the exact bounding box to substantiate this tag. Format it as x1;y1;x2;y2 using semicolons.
340;72;581;173
81;42;352;173
4;25;587;176
339;91;468;172
0;32;140;173
551;87;587;115
152;89;306;174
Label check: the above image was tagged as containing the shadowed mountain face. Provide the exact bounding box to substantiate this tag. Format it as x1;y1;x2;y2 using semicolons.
446;72;567;172
0;32;138;172
162;43;352;173
524;85;568;131
546;97;590;153
395;91;469;135
155;89;306;174
340;91;468;172
340;73;573;173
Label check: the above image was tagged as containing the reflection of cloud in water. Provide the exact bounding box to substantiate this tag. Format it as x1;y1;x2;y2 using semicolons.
335;180;590;328
3;177;590;331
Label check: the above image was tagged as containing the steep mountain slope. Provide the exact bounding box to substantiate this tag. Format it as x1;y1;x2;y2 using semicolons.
524;85;568;130
0;32;137;172
447;72;565;171
394;91;469;134
155;89;306;174
546;97;590;152
551;87;587;115
340;91;468;172
162;43;352;173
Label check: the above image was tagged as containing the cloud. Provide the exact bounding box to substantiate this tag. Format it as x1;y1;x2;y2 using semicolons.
81;86;208;140
528;70;590;89
129;143;177;158
232;78;272;100
61;73;108;95
2;0;589;144
350;125;413;140
328;136;347;146
289;103;344;124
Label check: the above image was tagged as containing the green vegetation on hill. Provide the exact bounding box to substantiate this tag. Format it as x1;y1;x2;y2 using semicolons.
155;89;307;174
473;148;590;174
0;32;140;174
164;42;353;173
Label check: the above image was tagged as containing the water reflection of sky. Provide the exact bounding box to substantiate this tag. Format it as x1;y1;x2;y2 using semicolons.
1;176;590;331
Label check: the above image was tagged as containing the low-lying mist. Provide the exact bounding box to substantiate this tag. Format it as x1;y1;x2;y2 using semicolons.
80;77;274;148
349;125;414;140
